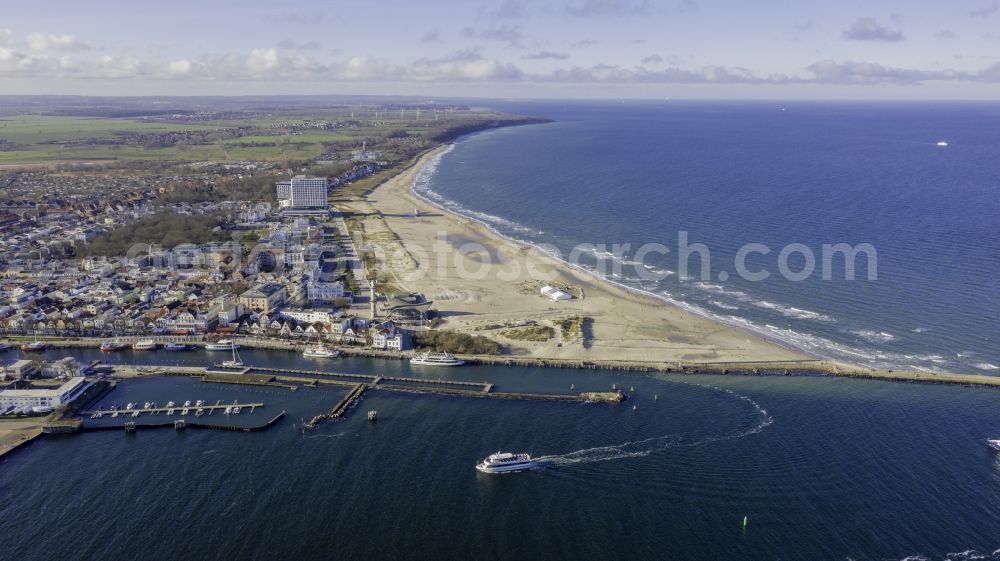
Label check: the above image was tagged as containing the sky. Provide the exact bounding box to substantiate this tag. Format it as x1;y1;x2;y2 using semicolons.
2;0;1000;99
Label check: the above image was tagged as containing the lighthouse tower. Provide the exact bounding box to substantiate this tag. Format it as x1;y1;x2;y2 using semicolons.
369;280;376;320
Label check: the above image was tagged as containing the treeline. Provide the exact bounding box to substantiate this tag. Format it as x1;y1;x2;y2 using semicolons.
426;116;552;144
413;330;504;355
82;214;225;257
160;172;289;203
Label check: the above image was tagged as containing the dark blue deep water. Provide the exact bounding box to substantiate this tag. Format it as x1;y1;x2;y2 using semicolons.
3;348;1000;560
417;101;999;373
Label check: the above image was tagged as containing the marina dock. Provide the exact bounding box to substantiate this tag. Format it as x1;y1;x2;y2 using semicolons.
84;400;264;418
93;362;630;427
84;411;287;433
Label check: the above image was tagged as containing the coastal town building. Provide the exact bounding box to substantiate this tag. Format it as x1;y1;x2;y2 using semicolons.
0;376;92;413
238;283;287;313
2;360;38;381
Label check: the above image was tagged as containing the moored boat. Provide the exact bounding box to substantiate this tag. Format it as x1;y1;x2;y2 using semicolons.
164;342;192;351
100;340;127;352
132;339;157;351
988;439;1000;451
220;340;244;368
20;341;47;352
303;344;339;358
475;451;536;474
410;351;464;367
205;339;238;351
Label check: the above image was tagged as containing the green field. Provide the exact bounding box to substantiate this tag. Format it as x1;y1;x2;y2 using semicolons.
0;115;217;142
0;109;538;167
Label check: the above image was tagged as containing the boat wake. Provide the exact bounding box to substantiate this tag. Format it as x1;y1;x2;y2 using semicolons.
882;549;1000;561
536;384;773;466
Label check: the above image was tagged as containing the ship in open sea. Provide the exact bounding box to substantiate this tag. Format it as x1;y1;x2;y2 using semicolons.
476;451;536;474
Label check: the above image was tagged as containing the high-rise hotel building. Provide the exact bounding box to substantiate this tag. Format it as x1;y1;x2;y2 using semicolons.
276;175;329;215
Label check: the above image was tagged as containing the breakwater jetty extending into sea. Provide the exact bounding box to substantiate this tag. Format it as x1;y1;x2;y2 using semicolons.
7;335;997;390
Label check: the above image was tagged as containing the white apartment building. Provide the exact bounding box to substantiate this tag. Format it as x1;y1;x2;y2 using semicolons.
277;175;329;211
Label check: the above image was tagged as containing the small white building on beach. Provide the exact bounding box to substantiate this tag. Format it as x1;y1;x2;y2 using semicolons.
540;285;572;301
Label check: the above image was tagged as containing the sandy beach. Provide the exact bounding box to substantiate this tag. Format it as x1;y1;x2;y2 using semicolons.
342;146;813;366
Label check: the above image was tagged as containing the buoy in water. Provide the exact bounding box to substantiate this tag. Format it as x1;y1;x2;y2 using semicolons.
632;405;637;412
742;515;748;529
654;394;658;401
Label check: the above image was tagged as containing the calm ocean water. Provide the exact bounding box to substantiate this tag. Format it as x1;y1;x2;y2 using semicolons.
3;348;1000;560
415;101;1000;374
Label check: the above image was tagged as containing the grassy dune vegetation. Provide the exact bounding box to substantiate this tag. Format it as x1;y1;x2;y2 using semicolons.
413;330;504;355
500;325;555;342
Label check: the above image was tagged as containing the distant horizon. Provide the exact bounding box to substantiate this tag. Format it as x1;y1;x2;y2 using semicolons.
4;93;1000;103
4;1;1000;100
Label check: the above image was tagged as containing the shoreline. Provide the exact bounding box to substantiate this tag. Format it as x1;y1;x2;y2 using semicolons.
404;144;822;363
359;141;988;386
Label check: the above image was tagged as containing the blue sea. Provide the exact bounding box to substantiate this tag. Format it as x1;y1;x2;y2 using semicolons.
415;101;1000;374
5;348;1000;561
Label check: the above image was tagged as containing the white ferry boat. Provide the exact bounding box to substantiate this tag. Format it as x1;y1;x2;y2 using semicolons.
303;345;339;358
476;451;536;474
205;339;238;351
132;339;157;351
936;140;949;147
410;352;465;367
988;439;1000;451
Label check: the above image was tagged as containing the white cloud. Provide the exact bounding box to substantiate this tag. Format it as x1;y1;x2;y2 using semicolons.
409;50;522;81
246;48;280;73
26;32;91;52
167;59;192;75
806;59;965;84
335;55;402;81
3;30;1000;90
